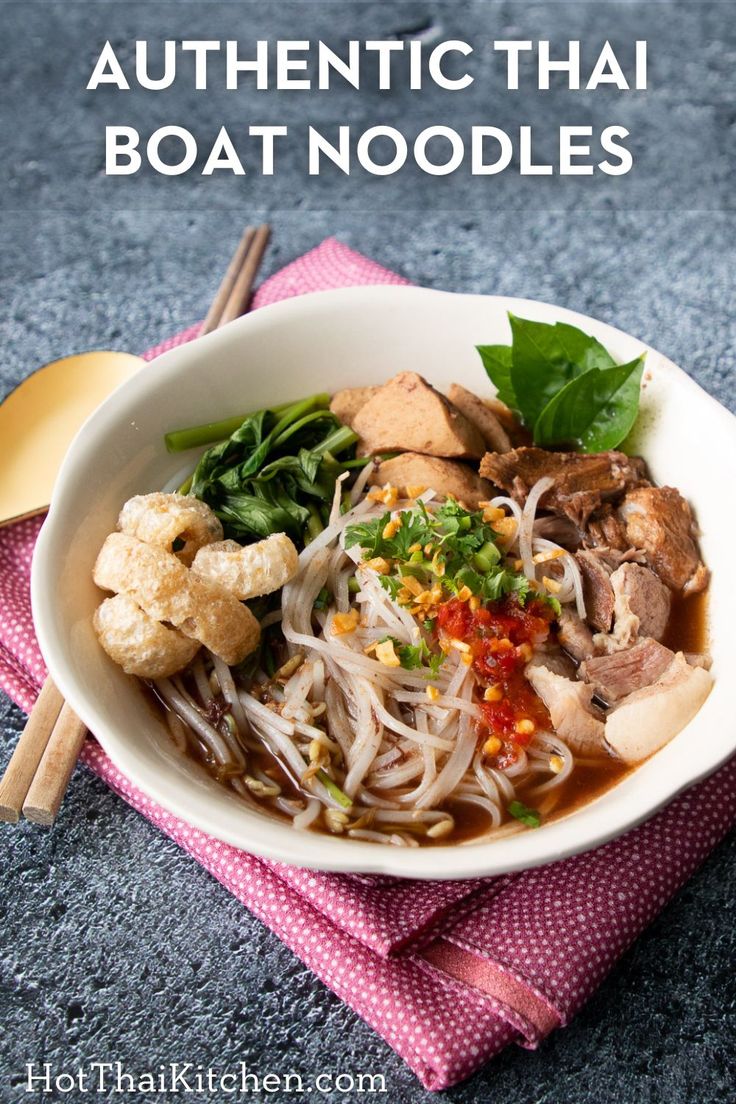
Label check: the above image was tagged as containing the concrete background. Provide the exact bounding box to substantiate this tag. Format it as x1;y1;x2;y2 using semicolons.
1;2;734;1102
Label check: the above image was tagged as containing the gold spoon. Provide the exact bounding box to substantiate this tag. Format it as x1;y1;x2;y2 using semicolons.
0;350;144;527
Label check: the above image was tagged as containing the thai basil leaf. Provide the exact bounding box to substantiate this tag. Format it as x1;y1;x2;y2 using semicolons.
534;356;646;452
509;314;616;429
476;344;516;409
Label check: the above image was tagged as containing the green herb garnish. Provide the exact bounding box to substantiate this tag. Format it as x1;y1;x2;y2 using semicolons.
478;314;645;452
377;574;405;601
377;637;446;679
508;800;542;829
346;499;532;608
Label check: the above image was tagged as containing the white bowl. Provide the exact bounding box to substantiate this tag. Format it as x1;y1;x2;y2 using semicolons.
32;286;736;878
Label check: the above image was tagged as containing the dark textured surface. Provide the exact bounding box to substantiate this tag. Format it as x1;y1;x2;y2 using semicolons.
1;2;735;1101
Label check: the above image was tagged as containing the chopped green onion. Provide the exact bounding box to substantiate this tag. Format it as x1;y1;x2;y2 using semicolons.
316;770;352;809
473;540;501;573
508;800;541;829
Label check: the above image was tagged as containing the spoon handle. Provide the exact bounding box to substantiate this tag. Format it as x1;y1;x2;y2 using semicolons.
0;505;48;530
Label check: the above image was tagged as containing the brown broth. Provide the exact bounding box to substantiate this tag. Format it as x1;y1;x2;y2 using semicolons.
661;588;709;655
149;586;709;847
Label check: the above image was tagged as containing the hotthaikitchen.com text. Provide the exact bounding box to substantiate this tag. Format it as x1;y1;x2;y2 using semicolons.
23;1062;388;1096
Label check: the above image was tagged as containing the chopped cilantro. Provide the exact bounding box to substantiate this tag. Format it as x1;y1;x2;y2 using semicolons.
393;640;426;670
542;594;562;617
508;800;541;829
345;509;432;560
426;651;446;679
378;574;404;600
344;511;393;557
377;636;445;678
345;498;533;615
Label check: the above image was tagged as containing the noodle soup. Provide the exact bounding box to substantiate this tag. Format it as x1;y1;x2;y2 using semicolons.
91;361;713;848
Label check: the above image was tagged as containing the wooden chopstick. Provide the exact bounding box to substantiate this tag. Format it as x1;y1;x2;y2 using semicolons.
0;223;272;826
0;679;63;821
199;226;256;336
218;224;271;324
23;704;87;825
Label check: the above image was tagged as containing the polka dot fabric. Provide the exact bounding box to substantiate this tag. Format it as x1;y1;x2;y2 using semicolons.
1;239;734;1091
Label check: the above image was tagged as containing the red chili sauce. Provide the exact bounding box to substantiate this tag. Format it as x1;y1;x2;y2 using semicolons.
436;596;555;768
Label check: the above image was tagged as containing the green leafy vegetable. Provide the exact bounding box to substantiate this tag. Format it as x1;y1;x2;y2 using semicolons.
164;397;307;453
508;315;616;429
477;314;645;452
508;800;541;829
173;395;359;545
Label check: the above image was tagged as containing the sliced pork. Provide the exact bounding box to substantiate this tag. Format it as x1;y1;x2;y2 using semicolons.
620;486;709;595
580;638;674;705
557;608;595;663
352;372;486;459
480;447;649;527
584;503;631;551
608;562;671;646
330;386;379;425
373;453;493;509
525;661;606;755
605;653;713;763
575;550;616;633
447;383;512;453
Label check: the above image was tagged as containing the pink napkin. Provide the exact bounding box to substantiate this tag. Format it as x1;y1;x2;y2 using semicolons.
1;239;734;1091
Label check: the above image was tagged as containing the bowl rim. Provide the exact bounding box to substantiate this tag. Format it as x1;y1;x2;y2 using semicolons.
31;284;736;878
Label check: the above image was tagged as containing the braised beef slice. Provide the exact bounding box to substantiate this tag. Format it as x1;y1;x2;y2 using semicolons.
584;503;631;551
557;608;595;663
581;638;674;704
605;654;713;764
480;447;649;528
610;562;671;643
525;659;606;756
575;550;616;633
533;514;583;551
620;486;709;594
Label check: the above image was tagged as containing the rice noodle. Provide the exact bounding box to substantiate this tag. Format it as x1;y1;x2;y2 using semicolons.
329;471;350;527
519;476;555;581
156;678;242;768
191;654;214;706
350;460;376;505
156;481;596;847
210;652;250;737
